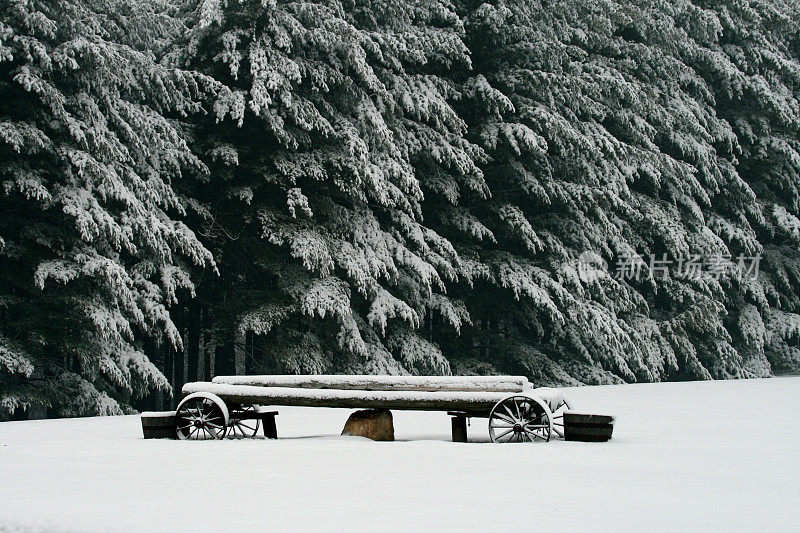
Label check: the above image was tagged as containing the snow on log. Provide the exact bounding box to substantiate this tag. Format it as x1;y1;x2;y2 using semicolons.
210;374;531;393
531;387;568;412
182;382;524;413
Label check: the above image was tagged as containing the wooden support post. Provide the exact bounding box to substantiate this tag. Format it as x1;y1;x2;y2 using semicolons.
451;414;467;443
262;412;278;439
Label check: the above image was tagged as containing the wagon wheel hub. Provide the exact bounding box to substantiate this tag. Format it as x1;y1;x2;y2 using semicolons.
513;423;522;433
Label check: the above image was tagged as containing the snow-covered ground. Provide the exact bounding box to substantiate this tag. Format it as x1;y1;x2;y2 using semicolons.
1;377;798;532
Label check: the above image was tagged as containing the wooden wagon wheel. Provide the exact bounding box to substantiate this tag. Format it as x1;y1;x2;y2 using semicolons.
489;395;552;443
227;405;260;439
176;392;229;440
550;398;572;439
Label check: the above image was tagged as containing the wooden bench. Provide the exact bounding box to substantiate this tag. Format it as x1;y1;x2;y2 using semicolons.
176;375;573;443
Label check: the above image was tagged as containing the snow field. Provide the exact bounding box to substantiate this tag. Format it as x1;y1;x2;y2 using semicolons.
0;377;798;532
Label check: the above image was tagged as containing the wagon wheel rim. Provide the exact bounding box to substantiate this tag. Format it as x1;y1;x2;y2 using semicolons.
176;397;226;440
489;395;551;443
550;398;571;439
227;405;260;439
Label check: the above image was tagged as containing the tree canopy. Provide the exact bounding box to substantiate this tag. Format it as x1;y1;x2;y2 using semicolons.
1;0;798;418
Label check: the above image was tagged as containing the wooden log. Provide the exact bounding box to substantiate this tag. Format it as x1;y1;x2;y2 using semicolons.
211;375;530;393
451;414;468;443
141;411;178;439
183;382;510;413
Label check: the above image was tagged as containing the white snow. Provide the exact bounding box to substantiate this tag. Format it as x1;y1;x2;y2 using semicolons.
211;374;531;392
1;377;799;532
530;386;568;411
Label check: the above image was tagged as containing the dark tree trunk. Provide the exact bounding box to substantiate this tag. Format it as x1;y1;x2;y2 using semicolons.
214;343;225;377
479;317;488;359
186;303;201;382
204;338;212;380
245;330;254;375
224;333;235;375
163;342;173;394
214;333;236;377
171;308;185;409
172;352;184;409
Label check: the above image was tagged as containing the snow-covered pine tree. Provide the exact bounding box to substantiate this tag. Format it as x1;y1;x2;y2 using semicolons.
162;0;479;375
169;0;799;384
0;0;216;418
3;0;798;416
677;0;800;374
425;0;800;383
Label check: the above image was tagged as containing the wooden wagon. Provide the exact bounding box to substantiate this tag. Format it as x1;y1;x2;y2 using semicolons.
176;375;572;443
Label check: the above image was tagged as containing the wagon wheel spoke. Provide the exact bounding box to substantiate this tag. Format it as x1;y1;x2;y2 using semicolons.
493;412;516;425
237;420;258;431
523;423;549;429
226;406;260;439
496;428;514;440
235;424;257;435
513;399;522;420
523;428;547;441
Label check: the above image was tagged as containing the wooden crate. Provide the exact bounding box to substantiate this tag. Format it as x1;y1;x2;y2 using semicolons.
563;412;615;442
141;411;178;439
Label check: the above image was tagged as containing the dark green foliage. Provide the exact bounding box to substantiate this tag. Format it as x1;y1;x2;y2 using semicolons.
1;0;799;418
0;0;215;417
